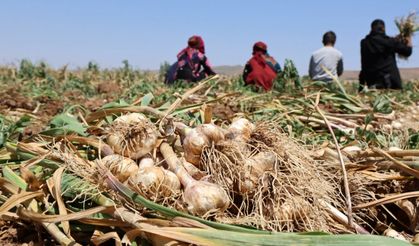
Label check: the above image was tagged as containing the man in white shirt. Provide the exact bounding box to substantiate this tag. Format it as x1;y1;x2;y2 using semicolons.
309;31;344;82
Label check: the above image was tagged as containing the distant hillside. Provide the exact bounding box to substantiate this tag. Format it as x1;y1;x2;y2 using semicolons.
214;66;419;80
341;68;419;81
213;65;244;76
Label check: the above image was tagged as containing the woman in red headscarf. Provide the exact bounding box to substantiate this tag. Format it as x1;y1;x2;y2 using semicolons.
165;35;216;84
243;42;281;91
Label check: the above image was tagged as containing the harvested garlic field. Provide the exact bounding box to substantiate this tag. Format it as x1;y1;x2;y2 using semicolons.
0;64;418;245
1;2;419;245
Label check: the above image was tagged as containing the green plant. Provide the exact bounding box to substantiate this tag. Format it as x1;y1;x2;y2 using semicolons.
0;114;31;147
275;59;302;91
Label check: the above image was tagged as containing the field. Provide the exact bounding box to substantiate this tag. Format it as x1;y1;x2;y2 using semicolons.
213;66;419;81
0;60;418;245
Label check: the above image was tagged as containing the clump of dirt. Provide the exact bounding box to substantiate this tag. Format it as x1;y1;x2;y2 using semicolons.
0;89;34;110
0;221;40;245
62;90;86;103
212;103;237;120
35;96;64;117
21;123;46;139
97;81;121;95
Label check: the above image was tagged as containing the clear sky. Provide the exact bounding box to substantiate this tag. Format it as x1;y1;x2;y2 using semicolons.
0;1;417;75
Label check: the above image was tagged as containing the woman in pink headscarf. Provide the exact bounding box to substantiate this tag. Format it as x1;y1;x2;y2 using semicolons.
165;35;216;84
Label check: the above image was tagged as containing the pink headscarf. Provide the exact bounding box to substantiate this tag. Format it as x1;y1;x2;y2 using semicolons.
188;35;205;54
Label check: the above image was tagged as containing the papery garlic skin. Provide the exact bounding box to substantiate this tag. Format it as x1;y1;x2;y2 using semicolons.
239;152;276;194
101;154;139;182
226;118;255;142
107;113;158;160
132;166;181;196
183;180;230;216
139;157;155;169
183;124;225;166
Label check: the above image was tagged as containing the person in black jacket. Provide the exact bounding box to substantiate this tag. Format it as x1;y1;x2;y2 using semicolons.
359;19;413;91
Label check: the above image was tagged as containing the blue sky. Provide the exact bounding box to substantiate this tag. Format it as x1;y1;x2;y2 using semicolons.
0;1;417;75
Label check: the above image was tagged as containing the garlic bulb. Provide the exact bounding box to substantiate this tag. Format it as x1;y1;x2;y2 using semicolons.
383;228;407;241
196;124;225;143
226;118;255;142
391;121;402;130
100;154;139;182
342;145;362;158
139;157;155;169
132;167;180;197
160;142;230;216
183;180;230;215
107;113;158;159
131;157;180;197
239;151;276;194
183;124;225;166
271;197;310;220
183;128;209;165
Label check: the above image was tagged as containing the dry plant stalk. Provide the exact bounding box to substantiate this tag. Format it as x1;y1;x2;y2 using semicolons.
314;93;353;229
353;191;419;210
158;74;220;133
372;147;419;179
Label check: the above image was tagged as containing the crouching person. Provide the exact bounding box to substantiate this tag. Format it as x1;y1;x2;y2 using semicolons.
165;35;216;84
243;42;281;91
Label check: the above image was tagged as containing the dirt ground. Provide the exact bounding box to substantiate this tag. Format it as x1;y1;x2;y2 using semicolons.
0;221;41;246
0;87;110;138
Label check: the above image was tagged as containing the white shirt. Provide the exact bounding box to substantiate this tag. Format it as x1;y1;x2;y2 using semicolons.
309;46;343;81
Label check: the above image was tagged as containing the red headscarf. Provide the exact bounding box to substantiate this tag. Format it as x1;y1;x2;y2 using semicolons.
253;41;267;53
245;41;276;91
252;41;268;67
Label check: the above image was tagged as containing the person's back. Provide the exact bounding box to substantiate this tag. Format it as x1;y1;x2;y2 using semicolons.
243;42;281;91
176;47;211;82
309;31;343;82
165;35;215;84
359;19;412;90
